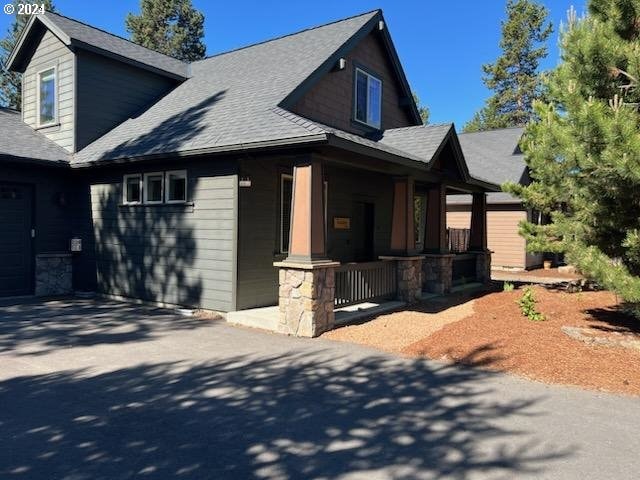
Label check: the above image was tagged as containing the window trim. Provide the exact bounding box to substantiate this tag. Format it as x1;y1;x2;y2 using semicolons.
123;174;143;205
36;65;58;128
143;172;164;204
353;66;382;130
280;173;293;254
165;170;188;204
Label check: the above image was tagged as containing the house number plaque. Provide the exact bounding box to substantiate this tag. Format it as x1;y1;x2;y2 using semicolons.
333;217;351;230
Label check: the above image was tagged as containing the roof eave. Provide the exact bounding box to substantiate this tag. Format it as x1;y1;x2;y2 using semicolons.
70;133;330;168
0;154;70;167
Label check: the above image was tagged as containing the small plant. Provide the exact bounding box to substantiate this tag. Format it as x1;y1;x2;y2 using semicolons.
503;281;515;292
517;286;546;321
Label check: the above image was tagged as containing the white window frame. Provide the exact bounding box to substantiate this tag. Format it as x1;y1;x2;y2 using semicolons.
36;65;58;128
280;174;293;254
353;67;382;129
123;174;143;205
143;172;164;204
165;170;188;204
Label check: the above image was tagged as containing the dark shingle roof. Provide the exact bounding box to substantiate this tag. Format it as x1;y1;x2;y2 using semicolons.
379;124;453;165
448;127;527;204
72;11;380;165
0;108;70;164
36;11;189;79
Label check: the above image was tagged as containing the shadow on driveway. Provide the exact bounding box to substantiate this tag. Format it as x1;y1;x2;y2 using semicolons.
0;350;573;479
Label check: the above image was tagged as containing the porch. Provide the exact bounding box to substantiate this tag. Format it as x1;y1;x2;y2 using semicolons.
235;139;493;337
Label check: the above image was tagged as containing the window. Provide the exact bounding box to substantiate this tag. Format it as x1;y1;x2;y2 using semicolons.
144;172;164;204
354;67;382;129
414;195;427;249
166;170;187;203
280;174;293;253
123;174;142;204
37;67;56;127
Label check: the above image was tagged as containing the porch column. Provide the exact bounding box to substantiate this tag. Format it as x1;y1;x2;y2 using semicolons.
469;192;491;283
424;184;447;253
469;192;487;251
286;157;329;263
390;176;416;255
275;155;338;337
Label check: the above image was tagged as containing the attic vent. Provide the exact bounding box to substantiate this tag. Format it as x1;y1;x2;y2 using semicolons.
378;20;385;31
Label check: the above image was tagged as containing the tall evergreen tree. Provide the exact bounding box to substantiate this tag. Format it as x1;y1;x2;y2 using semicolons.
126;0;206;61
413;92;430;124
505;0;640;310
464;0;552;132
0;0;55;109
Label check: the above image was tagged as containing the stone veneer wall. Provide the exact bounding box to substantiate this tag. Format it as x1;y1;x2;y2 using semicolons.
422;254;454;294
396;258;423;303
278;266;335;337
475;250;492;284
36;253;73;296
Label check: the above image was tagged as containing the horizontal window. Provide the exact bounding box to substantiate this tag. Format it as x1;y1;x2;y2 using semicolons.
166;170;187;203
123;174;142;204
144;172;164;204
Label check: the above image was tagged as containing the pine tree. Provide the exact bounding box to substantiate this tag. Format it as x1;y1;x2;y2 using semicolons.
463;0;552;132
504;0;640;309
0;0;55;109
126;0;206;62
413;92;430;124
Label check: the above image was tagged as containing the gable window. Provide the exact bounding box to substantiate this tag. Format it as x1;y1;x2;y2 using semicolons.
354;67;382;129
144;172;164;204
166;170;187;203
123;174;142;204
37;67;56;127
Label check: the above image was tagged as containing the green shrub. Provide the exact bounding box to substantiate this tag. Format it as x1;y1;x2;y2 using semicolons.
503;281;515;292
517;286;545;321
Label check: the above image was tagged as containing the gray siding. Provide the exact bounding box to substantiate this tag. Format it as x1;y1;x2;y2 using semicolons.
0;162;94;291
236;158;394;310
75;50;177;150
88;160;237;311
22;30;75;151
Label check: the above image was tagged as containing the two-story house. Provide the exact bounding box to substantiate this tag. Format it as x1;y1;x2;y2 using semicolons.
0;10;497;336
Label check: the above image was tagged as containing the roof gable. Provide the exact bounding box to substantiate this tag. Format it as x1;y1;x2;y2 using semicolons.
7;11;189;80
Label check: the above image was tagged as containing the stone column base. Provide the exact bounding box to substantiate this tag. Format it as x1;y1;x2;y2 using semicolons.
422;254;454;294
274;262;338;337
473;250;492;284
36;253;73;296
380;256;423;304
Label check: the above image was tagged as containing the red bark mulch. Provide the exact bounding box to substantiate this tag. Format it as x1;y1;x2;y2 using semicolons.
403;286;640;396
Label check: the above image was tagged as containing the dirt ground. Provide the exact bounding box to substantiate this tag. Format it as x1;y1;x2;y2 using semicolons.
325;285;640;396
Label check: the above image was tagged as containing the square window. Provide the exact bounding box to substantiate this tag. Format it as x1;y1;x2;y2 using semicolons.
166;171;187;203
38;67;56;126
123;174;142;204
144;173;164;203
354;68;382;129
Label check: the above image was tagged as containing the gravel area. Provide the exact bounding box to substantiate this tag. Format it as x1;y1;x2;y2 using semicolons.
322;294;476;353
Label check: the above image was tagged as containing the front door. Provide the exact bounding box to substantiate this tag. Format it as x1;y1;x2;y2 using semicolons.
352;201;375;262
0;184;34;297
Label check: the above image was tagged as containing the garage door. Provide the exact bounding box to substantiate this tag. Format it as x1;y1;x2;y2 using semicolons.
0;184;33;296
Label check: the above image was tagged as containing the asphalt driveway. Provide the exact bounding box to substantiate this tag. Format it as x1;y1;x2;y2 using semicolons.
1;298;639;480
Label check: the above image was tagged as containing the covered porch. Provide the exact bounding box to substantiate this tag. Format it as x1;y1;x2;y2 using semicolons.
269;134;494;337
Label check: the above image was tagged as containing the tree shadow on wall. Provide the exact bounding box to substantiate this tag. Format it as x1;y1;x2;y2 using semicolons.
0;351;574;479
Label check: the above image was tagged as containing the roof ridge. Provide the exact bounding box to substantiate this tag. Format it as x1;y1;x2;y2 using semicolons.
386;123;452;131
193;9;380;63
44;10;188;65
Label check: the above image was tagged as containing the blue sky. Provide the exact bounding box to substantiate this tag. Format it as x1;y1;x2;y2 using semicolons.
0;0;585;127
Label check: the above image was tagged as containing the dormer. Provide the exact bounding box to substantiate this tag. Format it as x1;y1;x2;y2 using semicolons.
6;11;189;153
284;13;422;136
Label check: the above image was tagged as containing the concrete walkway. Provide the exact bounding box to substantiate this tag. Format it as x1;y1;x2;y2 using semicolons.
1;297;639;479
